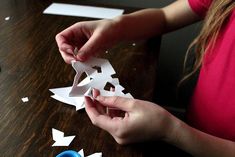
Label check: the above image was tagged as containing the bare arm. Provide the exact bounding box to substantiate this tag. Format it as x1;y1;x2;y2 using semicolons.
56;0;201;62
85;95;235;157
115;0;200;41
166;119;235;157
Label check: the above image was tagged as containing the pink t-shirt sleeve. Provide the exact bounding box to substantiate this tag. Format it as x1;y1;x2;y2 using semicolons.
188;0;212;17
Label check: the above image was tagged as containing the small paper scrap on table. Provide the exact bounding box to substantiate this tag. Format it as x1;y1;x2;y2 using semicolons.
49;57;133;111
52;128;75;146
21;97;29;102
79;149;102;157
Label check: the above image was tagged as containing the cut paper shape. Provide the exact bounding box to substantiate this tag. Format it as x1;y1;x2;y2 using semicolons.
50;77;91;111
52;128;75;146
78;149;85;157
5;16;10;20
21;97;29;102
43;3;124;19
50;57;133;111
69;57;119;97
87;153;102;157
78;149;102;157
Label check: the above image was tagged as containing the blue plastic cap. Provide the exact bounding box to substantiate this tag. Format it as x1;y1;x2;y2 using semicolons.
56;150;81;157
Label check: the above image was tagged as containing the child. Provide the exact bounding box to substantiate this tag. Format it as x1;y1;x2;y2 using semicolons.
56;0;235;156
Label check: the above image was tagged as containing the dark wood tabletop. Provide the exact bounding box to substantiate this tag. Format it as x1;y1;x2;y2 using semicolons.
0;0;191;156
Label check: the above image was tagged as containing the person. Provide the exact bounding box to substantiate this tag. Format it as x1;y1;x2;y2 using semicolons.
55;0;235;156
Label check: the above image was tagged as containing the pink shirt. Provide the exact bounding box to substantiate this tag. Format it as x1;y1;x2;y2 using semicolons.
187;0;235;141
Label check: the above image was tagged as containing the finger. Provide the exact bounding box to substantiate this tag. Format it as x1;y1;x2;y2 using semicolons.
56;25;84;57
76;32;103;60
96;96;133;111
84;96;121;132
84;96;99;117
56;31;74;50
56;32;77;63
92;88;100;98
91;89;104;114
85;96;106;116
60;43;75;55
60;50;76;64
106;87;121;117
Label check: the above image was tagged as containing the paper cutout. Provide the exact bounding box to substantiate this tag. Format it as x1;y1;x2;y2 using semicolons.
69;57;118;97
43;3;124;19
21;97;29;102
78;149;85;157
50;57;133;111
5;16;10;21
52;128;75;146
69;57;133;98
78;149;102;157
87;153;102;157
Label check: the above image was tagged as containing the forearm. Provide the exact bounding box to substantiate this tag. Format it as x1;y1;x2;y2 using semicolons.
112;0;200;41
114;8;166;41
165;117;235;157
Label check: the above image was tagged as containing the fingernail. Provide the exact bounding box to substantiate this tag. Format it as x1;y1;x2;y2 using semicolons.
92;88;96;98
96;95;103;101
77;53;86;61
73;47;79;56
66;49;73;54
77;51;84;57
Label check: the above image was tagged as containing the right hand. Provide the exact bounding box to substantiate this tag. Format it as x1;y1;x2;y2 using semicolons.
55;19;122;63
84;91;176;145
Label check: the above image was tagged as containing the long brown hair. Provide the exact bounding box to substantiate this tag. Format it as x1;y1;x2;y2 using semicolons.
179;0;235;85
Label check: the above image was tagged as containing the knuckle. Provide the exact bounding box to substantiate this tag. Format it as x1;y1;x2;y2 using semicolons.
64;58;72;64
114;127;127;139
111;96;120;105
91;119;97;126
55;33;61;41
127;99;136;109
115;137;127;145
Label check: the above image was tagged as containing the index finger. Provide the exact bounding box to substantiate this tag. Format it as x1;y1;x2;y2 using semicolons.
84;96;122;133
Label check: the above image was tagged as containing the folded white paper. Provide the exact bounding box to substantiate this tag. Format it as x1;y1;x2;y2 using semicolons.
43;3;124;19
78;149;102;157
52;128;75;146
50;57;133;111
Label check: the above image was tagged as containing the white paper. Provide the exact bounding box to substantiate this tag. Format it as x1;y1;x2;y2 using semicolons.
78;149;85;157
70;57;118;97
43;3;124;19
21;97;29;102
5;16;10;21
52;128;75;146
87;153;102;157
50;57;133;111
78;149;102;157
50;86;85;111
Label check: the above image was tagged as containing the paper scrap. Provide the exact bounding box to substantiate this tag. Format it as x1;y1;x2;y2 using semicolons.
87;153;102;157
78;149;102;157
43;3;124;19
5;16;10;21
21;97;29;102
50;57;133;111
52;128;75;146
78;149;85;157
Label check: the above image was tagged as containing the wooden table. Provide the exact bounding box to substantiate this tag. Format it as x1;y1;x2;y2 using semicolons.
0;0;191;156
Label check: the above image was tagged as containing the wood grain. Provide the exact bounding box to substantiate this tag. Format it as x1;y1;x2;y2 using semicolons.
0;0;190;156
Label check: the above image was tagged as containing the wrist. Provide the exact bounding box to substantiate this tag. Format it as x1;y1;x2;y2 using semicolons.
161;113;184;144
112;15;128;41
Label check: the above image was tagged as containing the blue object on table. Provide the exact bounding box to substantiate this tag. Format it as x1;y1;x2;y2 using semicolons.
56;150;81;157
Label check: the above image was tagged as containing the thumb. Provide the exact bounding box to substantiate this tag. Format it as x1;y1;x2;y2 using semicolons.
95;96;133;112
76;32;103;61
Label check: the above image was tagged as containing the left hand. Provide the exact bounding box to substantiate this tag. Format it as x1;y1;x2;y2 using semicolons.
84;92;176;145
